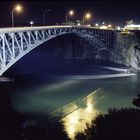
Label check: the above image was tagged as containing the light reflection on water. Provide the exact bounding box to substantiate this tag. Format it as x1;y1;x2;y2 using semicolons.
60;90;101;140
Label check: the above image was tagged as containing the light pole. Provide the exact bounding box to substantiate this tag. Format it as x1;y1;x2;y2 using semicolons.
12;4;22;27
43;9;51;26
65;10;74;24
83;13;91;25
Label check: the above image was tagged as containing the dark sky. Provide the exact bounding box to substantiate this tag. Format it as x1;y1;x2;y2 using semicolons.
0;0;140;27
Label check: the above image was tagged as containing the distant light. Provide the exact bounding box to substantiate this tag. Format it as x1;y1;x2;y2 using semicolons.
108;24;112;28
83;12;92;25
117;26;121;30
15;5;22;12
86;24;91;27
30;21;34;27
77;23;80;26
69;10;74;16
100;25;108;29
95;23;99;26
30;21;34;25
85;13;91;19
102;22;105;25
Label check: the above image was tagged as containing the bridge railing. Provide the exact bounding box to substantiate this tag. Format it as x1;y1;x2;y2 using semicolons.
0;25;116;34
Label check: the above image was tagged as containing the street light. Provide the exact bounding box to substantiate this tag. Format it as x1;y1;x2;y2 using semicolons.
65;10;74;23
12;4;22;27
43;9;51;26
30;21;34;27
83;13;91;25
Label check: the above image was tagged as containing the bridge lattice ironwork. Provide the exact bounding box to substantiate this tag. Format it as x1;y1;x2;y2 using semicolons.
0;26;116;75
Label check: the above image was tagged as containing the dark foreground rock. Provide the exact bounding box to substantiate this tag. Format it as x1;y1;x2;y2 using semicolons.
76;108;140;140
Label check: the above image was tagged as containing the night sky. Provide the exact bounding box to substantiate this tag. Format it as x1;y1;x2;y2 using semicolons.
0;0;140;27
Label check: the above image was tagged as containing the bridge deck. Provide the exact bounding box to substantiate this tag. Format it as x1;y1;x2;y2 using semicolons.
0;25;115;33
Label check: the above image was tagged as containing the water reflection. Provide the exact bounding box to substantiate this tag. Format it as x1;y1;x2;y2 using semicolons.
61;90;100;140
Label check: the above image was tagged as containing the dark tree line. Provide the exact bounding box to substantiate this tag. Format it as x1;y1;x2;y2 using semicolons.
0;85;69;140
0;85;24;140
76;108;140;140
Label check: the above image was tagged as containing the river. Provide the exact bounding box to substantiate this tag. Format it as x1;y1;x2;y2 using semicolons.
4;61;138;139
1;35;139;139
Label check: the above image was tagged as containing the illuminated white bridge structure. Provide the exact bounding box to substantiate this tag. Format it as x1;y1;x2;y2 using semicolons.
0;25;116;75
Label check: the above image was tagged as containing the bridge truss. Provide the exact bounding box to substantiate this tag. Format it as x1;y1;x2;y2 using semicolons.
0;26;116;75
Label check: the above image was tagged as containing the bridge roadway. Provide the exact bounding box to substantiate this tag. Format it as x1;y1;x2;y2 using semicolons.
0;25;115;33
0;25;116;75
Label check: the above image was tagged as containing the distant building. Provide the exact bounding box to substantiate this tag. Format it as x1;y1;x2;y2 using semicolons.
124;24;140;30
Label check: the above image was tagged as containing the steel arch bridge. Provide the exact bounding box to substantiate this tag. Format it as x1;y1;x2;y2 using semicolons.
0;25;116;75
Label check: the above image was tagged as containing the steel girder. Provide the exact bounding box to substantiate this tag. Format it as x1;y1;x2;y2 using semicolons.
0;26;116;75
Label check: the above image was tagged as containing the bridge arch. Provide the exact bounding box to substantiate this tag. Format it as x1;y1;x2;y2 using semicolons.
0;26;116;75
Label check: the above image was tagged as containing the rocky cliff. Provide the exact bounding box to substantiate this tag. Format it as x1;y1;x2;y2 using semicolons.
41;32;140;69
109;32;140;69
